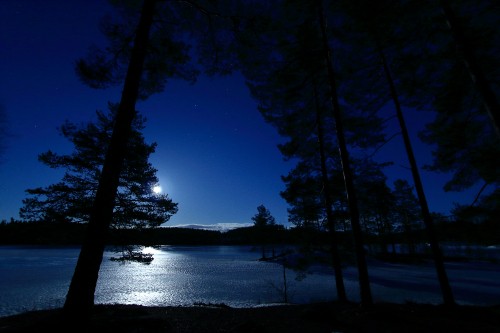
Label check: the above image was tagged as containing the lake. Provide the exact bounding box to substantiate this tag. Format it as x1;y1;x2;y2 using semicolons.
1;245;499;317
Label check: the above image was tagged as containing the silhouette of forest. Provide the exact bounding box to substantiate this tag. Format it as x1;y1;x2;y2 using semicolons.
1;0;499;329
1;219;498;250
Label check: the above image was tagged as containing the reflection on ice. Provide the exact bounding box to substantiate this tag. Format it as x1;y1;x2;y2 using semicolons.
95;245;500;307
1;245;500;318
96;245;341;307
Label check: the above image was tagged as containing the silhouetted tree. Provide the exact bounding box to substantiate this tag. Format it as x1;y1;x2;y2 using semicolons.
452;187;500;226
238;0;393;305
252;204;277;259
240;5;350;300
252;204;276;227
438;0;500;138
389;0;500;233
381;45;456;305
354;160;394;253
336;0;458;306
64;0;159;314
64;0;258;313
238;1;354;298
392;179;422;255
315;0;373;305
314;85;351;301
20;105;177;228
280;163;325;230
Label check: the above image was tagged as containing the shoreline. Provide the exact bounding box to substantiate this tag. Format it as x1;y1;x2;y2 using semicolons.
1;302;500;332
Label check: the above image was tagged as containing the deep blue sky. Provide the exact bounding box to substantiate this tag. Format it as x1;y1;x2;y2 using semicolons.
0;0;480;229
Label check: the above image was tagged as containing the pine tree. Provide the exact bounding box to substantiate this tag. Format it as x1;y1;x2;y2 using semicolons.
354;159;395;252
280;166;325;230
252;204;277;259
63;0;251;313
252;205;276;227
438;0;500;138
316;0;373;305
64;0;158;314
337;0;456;306
390;0;500;223
238;0;393;306
20;104;177;229
392;179;422;255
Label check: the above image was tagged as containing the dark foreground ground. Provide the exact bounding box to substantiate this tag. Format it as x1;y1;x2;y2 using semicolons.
1;302;500;333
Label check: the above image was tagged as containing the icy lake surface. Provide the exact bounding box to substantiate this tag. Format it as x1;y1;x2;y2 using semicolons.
1;245;499;317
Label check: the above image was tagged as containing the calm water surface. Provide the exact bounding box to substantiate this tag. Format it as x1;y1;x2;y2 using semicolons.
1;245;499;317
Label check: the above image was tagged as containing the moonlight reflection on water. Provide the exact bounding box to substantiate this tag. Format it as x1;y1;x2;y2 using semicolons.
1;245;500;317
95;246;337;307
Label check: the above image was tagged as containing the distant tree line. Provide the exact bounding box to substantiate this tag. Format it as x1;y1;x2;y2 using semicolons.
1;218;497;248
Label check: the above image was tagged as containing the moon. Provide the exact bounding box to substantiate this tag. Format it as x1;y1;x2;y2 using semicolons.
152;185;162;194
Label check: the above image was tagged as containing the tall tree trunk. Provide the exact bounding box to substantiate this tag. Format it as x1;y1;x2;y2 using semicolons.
316;0;373;306
314;84;347;303
439;0;500;139
64;0;156;314
378;45;456;306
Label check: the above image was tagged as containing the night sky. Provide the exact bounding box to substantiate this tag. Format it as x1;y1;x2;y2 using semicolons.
0;0;480;229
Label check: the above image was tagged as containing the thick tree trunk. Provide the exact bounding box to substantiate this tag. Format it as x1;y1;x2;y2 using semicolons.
64;0;156;314
316;0;373;306
378;46;456;306
439;0;500;139
314;85;347;303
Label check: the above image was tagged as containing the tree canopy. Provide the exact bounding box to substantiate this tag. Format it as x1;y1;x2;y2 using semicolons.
251;204;276;227
53;0;498;312
20;104;177;229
